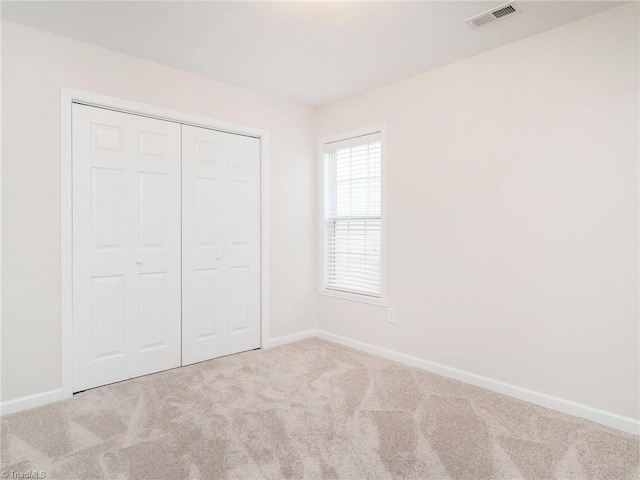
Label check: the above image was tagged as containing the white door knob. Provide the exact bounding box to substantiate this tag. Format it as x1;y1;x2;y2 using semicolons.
216;255;222;260
136;259;143;265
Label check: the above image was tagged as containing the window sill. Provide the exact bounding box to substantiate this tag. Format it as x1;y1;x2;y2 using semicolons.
318;289;388;307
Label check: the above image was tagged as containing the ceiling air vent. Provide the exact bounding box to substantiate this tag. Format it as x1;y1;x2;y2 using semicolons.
466;2;522;29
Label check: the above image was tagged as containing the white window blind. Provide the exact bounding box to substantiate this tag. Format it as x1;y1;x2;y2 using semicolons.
323;132;382;297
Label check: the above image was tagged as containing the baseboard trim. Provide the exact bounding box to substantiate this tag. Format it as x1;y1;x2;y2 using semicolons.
3;333;638;435
316;330;640;435
268;329;318;348
0;389;63;416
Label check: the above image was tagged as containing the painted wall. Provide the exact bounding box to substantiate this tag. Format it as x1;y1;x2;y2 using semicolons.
1;21;318;402
317;4;639;420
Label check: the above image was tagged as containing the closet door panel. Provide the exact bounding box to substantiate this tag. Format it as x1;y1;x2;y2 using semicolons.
182;126;227;364
73;105;133;391
224;136;261;355
182;125;260;365
130;114;182;377
73;104;181;392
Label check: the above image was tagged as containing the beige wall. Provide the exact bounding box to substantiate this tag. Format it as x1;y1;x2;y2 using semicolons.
1;21;318;402
317;4;639;420
2;3;638;423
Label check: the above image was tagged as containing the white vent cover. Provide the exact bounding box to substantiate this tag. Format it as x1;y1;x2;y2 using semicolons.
466;2;522;29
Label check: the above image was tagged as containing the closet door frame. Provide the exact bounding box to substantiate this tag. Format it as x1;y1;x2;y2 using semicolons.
60;87;270;400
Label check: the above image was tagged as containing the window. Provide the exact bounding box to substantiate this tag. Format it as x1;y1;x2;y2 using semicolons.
322;132;382;298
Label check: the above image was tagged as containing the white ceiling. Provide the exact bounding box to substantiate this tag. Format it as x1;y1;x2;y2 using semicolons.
1;1;623;106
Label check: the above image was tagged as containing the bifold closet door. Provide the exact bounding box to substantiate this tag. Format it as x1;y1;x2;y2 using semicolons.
72;104;181;392
182;125;261;366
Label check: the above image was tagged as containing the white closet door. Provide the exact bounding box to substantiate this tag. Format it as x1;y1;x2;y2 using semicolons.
72;104;181;392
182;125;261;365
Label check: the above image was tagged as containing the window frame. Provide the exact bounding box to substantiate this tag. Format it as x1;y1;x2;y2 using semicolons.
318;125;387;307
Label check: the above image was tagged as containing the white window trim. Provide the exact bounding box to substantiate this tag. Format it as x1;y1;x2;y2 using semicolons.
318;125;388;307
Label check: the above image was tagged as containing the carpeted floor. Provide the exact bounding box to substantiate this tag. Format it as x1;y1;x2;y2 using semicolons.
1;338;638;479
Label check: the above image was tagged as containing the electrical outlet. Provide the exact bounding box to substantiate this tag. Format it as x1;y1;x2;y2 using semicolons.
388;308;397;324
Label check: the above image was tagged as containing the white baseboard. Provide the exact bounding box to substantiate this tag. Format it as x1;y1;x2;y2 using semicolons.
316;330;640;435
2;331;317;416
4;333;638;435
268;329;318;348
0;389;62;416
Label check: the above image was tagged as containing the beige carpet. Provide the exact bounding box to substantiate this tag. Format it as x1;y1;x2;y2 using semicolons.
1;338;638;479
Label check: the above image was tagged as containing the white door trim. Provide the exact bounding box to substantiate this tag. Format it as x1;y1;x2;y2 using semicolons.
61;87;270;399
